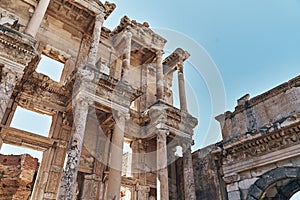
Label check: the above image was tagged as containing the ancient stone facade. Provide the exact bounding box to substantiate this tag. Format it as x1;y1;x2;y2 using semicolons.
0;1;197;199
1;0;300;199
0;154;39;200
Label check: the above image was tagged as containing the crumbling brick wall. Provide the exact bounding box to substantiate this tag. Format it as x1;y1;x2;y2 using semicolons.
0;154;39;200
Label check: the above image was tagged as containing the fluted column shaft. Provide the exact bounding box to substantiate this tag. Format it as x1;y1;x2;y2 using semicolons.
24;0;50;37
156;50;164;100
157;130;169;200
106;113;126;200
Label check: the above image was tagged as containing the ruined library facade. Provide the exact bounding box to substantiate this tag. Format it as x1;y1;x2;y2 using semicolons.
1;0;300;200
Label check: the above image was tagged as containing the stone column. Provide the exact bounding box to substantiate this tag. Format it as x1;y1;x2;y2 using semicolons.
156;50;164;100
182;142;196;200
98;129;112;200
86;13;105;67
168;146;178;200
131;140;146;180
177;63;187;112
130;140;140;179
24;0;50;37
121;31;132;83
0;64;24;124
57;98;90;200
106;112;126;200
157;129;169;200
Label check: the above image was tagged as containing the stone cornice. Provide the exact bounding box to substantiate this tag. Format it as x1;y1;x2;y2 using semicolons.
24;72;69;97
0;25;37;66
163;48;190;75
111;16;167;50
220;120;300;166
15;72;69;114
103;1;116;20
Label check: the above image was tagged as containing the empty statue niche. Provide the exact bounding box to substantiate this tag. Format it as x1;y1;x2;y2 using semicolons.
10;106;52;137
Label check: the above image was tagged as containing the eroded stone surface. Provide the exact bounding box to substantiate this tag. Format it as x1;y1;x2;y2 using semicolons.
3;0;300;200
0;154;39;200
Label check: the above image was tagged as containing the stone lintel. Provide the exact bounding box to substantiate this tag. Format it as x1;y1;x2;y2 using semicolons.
75;90;129;113
0;125;55;151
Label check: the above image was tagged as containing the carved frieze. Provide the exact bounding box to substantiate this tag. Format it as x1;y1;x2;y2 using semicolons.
223;121;300;164
0;25;36;66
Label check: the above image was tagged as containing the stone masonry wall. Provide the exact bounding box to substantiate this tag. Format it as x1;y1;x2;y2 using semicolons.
217;75;300;139
176;145;227;200
192;145;227;200
0;154;39;200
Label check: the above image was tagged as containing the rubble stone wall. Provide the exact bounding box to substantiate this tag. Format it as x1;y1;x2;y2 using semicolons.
0;154;39;200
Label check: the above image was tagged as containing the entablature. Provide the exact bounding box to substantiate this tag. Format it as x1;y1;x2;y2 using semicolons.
111;16;167;51
0;24;36;66
163;48;190;75
124;100;198;140
214;120;300;176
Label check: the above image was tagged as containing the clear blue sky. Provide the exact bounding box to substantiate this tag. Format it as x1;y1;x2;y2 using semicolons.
2;1;300;161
